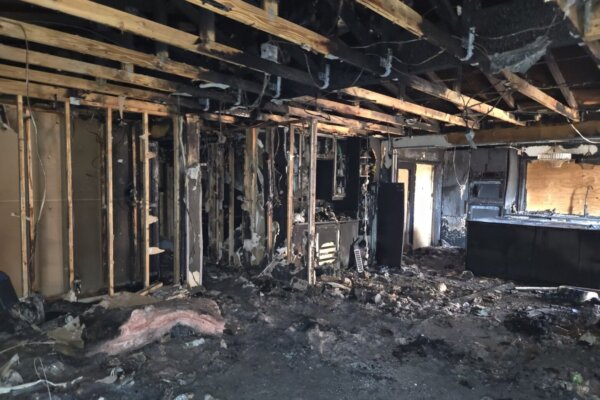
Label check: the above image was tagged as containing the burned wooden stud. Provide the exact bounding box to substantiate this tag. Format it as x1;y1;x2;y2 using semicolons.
286;125;295;263
17;95;29;297
141;113;151;288
24;106;35;289
243;127;259;265
65;101;75;292
307;120;317;285
173;115;181;284
184;115;203;287
228;142;235;264
106;108;115;296
265;128;274;258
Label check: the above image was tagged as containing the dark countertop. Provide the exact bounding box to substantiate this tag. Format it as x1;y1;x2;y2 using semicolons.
471;215;600;230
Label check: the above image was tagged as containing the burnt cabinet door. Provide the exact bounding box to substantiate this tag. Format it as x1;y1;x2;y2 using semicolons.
376;183;405;268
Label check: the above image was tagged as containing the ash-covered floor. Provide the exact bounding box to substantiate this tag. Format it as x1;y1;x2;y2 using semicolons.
2;248;600;400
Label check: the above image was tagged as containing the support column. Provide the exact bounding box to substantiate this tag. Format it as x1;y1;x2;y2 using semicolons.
106;108;115;295
17;95;29;297
307;120;317;285
65;101;75;291
173;115;181;284
244;128;258;265
228;142;235;264
141;113;150;288
184;115;203;287
286;125;295;263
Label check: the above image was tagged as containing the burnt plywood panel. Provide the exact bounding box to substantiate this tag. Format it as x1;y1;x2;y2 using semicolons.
526;161;600;216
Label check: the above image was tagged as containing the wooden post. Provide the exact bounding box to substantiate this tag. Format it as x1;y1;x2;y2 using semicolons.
286;125;295;263
106;108;115;295
64;101;75;291
307;119;317;285
243;128;258;265
184;115;203;287
173;115;181;284
130;125;140;283
265;128;274;257
24;108;35;290
141;113;150;288
228;142;235;264
17;95;29;297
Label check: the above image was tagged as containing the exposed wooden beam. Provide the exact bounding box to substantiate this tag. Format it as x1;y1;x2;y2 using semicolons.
340;87;480;129
307;119;317;286
141;113;151;289
0;44;235;103
106;108;115;296
447;120;600;145
402;74;524;126
227;142;235;264
0;63;169;103
552;0;600;66
17;95;29;297
293;96;439;133
265;103;405;135
286;124;294;263
173;115;181;284
18;0;313;86
483;72;516;109
355;0;466;58
0;78;173;116
64;101;75;292
184;115;203;287
502;70;580;121
544;52;579;109
0;17;264;95
185;0;520;126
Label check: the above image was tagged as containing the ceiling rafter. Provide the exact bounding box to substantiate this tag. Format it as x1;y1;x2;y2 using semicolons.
544;51;579;110
356;0;578;123
502;70;580;121
182;0;522;127
17;0;315;86
340;87;480;129
0;77;173;115
0;17;264;95
0;44;234;103
292;96;439;133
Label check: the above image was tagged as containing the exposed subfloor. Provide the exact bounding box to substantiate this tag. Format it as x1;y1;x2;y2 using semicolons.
2;248;600;399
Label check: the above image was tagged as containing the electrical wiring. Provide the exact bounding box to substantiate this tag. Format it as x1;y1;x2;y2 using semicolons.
392;48;446;67
350;38;423;49
0;17;49;281
570;123;600;144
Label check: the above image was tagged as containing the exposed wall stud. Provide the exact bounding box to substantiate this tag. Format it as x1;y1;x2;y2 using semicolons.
173;115;181;284
141;112;151;288
106;108;115;296
286;125;295;263
17;95;29;297
65;101;75;291
307;119;317;285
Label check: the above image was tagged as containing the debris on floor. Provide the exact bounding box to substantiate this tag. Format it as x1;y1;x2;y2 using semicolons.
1;247;599;399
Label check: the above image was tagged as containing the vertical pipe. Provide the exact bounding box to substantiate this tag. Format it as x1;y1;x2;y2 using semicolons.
106;108;115;296
17;95;29;297
307;119;317;285
65;101;75;291
142;113;150;288
286;125;295;263
173;115;181;284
